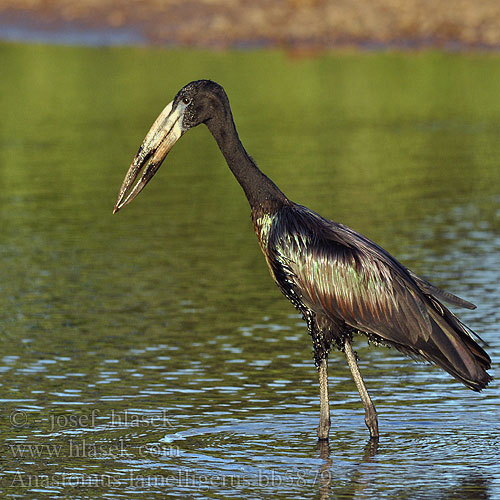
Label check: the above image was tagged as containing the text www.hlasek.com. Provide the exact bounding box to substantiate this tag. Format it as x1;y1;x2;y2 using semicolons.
8;439;180;459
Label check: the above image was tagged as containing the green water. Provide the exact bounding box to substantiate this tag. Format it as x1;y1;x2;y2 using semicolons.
0;43;499;499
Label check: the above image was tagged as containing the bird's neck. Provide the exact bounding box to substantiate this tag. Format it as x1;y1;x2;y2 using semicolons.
206;113;288;211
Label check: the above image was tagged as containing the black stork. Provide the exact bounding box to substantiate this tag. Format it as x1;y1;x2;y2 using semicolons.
113;80;492;440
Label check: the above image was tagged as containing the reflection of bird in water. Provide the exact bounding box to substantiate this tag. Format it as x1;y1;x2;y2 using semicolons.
444;474;491;500
316;439;378;499
113;80;492;440
317;441;492;500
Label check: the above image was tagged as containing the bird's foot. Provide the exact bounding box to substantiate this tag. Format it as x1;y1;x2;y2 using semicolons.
365;412;379;440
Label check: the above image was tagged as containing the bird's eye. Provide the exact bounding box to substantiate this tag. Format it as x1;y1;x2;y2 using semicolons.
182;97;191;105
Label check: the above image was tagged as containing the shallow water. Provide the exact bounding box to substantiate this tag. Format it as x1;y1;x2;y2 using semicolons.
0;43;499;499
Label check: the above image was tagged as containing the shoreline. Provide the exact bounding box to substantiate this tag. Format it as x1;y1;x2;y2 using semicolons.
2;1;500;50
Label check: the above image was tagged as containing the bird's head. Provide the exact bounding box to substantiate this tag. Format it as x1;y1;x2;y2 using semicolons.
113;79;228;213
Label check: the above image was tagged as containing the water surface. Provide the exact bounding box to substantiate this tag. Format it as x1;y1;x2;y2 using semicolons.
0;43;499;498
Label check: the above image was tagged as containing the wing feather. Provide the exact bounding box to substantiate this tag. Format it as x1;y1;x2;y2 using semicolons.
264;203;491;390
269;205;433;347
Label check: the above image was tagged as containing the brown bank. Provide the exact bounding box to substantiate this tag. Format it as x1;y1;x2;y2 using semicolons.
1;0;500;49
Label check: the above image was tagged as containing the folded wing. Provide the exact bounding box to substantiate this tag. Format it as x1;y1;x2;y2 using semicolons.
269;205;491;391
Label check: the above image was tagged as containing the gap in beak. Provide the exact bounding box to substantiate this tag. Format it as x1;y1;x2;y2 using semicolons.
114;154;155;213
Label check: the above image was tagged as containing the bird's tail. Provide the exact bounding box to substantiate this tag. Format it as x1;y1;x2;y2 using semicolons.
409;298;492;391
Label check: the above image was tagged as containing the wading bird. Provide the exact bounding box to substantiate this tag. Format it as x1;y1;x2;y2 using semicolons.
113;80;492;440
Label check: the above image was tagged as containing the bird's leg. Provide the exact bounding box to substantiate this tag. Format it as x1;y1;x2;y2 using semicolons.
317;356;331;440
344;337;379;439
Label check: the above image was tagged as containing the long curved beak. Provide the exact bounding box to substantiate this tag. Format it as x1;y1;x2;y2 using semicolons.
113;100;184;213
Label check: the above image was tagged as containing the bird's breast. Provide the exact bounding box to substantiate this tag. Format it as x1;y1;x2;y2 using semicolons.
252;212;275;251
252;210;282;283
